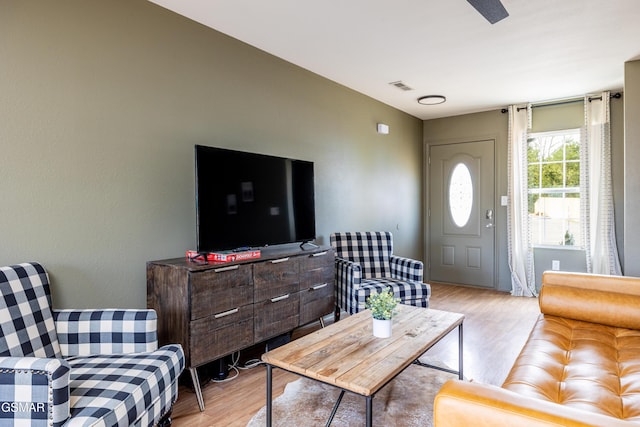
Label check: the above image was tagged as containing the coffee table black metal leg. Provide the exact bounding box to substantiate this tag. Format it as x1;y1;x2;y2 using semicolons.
326;390;345;427
458;323;464;380
266;364;273;427
366;396;373;427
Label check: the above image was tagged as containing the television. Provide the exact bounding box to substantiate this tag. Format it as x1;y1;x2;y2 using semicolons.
195;145;316;252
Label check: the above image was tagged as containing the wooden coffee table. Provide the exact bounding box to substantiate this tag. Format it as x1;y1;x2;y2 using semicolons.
261;304;464;426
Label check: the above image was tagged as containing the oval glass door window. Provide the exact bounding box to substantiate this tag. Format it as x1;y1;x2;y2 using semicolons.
449;163;473;227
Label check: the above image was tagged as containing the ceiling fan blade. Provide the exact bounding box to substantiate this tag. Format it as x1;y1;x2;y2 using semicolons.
466;0;509;24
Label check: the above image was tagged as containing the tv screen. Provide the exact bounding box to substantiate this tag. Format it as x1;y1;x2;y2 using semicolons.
195;145;316;252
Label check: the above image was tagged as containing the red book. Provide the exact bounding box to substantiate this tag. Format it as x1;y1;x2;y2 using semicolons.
186;249;261;264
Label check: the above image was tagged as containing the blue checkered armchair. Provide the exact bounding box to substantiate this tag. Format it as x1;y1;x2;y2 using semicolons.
330;232;431;315
0;262;185;427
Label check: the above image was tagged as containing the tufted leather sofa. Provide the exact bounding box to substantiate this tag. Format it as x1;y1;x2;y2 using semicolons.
434;271;640;427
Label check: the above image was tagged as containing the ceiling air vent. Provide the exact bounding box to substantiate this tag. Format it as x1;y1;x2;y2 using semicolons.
389;81;413;91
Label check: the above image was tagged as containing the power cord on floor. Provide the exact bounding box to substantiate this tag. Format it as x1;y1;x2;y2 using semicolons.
239;358;264;370
210;352;264;384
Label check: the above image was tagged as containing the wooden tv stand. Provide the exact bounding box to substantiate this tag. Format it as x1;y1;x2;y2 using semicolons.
146;244;335;411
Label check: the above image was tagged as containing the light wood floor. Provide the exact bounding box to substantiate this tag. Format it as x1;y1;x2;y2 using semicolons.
170;283;541;426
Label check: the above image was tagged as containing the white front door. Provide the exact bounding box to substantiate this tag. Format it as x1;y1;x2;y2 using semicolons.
429;140;495;287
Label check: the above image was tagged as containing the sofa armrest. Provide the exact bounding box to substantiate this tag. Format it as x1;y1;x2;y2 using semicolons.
0;357;71;427
434;380;630;427
389;255;423;282
53;309;158;357
540;271;640;329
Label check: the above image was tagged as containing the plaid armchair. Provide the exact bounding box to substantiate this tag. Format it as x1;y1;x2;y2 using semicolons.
330;232;431;315
0;262;185;427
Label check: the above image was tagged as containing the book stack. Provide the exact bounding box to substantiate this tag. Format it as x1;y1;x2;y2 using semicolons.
186;249;261;264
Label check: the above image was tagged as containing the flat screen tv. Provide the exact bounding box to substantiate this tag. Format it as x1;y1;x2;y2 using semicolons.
195;145;316;252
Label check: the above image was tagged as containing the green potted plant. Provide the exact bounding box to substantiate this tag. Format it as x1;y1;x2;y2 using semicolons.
365;288;400;338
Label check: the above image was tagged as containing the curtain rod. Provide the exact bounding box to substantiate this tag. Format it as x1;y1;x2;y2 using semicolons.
500;92;622;113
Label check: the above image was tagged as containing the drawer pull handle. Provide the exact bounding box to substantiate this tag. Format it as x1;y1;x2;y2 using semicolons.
311;283;328;291
270;294;290;303
312;251;328;257
214;308;239;319
214;265;239;273
271;257;290;264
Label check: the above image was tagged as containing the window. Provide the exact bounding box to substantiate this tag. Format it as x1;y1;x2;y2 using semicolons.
527;129;581;247
449;162;473;228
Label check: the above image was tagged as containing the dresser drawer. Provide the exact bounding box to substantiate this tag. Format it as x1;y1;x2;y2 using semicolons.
190;304;254;366
300;281;334;325
190;264;253;320
254;291;300;342
254;256;300;302
300;265;333;291
300;250;333;289
303;250;333;270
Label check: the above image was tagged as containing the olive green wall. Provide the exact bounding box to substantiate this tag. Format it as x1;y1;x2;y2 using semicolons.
423;97;625;292
1;0;423;308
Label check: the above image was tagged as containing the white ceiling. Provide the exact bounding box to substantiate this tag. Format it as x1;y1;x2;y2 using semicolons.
148;0;640;120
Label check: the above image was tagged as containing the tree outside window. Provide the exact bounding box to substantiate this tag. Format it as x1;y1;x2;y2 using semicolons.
527;129;581;247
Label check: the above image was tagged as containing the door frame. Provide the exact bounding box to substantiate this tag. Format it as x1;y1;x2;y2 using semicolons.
424;136;499;289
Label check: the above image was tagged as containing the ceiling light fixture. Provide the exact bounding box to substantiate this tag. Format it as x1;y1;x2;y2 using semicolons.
418;95;446;105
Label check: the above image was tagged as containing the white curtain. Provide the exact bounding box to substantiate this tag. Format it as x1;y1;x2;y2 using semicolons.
507;104;536;296
582;91;622;275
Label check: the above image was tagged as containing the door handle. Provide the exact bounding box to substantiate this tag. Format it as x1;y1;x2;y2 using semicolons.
485;208;494;227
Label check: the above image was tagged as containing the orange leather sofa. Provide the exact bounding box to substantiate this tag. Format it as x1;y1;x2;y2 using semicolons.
434;271;640;427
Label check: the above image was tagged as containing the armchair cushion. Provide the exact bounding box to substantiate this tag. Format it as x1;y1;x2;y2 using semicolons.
54;309;158;357
66;344;184;427
0;262;61;358
356;278;430;311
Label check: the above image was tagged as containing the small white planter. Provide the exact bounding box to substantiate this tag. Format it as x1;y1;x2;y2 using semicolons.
372;318;393;338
